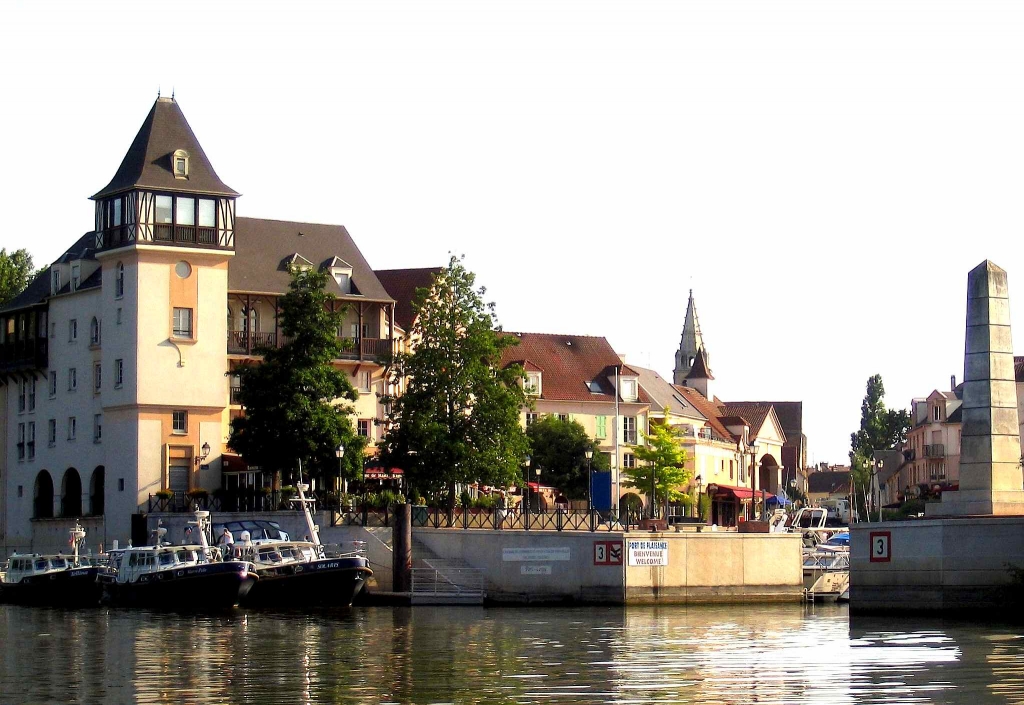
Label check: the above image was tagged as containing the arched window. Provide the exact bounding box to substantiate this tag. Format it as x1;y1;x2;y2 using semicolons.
89;466;105;516
33;470;54;519
61;468;82;518
115;262;124;298
90;317;100;346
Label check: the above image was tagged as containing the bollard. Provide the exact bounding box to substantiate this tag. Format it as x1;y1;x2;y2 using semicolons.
393;503;412;593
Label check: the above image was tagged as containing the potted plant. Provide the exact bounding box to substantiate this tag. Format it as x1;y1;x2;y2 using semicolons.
155;488;174;500
279;485;297;509
187;488;209;501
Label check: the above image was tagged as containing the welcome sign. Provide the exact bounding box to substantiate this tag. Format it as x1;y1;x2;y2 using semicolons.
627;540;669;566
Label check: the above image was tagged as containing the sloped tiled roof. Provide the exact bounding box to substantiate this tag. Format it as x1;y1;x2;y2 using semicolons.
0;232;96;313
685;347;714;380
808;471;851;495
719;402;787;445
498;332;651;404
635;366;705;421
731;400;802;440
673;385;737;442
229;218;394;302
374;267;443;332
93;97;238;199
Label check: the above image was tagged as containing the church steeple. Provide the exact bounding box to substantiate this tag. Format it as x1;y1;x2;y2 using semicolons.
673;289;706;385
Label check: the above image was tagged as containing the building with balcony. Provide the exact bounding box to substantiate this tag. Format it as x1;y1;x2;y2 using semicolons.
1;97;405;554
902;388;962;490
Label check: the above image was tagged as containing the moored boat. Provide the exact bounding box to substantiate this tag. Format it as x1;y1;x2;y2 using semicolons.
101;512;257;609
239;481;372;608
0;525;107;607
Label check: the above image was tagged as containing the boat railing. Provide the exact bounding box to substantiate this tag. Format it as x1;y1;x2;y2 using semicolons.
803;550;850;572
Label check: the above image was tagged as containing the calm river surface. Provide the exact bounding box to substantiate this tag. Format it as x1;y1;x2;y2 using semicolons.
2;603;1024;704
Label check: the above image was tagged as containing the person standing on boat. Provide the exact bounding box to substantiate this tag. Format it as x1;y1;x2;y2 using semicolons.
218;528;234;547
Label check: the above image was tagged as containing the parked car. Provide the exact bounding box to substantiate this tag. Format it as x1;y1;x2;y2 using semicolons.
212;520;290;543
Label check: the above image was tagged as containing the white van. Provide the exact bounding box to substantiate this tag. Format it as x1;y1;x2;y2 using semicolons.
816;498;857;525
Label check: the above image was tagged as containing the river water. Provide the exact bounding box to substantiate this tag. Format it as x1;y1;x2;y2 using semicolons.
2;603;1023;704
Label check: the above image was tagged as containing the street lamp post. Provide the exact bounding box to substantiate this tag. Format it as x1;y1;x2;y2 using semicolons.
650;461;657;520
585;449;594;515
335;444;345;495
524;455;531;530
694;474;703;519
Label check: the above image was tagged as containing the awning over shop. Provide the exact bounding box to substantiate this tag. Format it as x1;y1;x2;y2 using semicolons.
712;483;774;502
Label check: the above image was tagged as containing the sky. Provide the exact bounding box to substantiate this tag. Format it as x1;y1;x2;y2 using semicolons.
3;0;1024;464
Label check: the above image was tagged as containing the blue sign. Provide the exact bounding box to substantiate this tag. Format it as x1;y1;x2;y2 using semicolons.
591;471;612;511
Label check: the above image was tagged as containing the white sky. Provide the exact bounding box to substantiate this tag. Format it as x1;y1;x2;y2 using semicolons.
2;0;1023;463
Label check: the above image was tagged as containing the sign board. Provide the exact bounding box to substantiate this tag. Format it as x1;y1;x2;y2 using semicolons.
502;547;571;562
593;540;624;566
521;565;552;575
869;531;891;562
591;471;613;511
627;539;669;566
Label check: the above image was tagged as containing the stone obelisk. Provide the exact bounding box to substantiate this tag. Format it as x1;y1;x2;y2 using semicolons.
930;260;1024;516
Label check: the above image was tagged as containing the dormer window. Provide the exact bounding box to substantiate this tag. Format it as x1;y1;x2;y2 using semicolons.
52;268;62;295
173;150;189;179
620;378;638;402
322;257;353;294
525;372;542;396
71;263;80;291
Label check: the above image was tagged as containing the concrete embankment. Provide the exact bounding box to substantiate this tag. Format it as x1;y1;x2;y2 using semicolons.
414;528;803;605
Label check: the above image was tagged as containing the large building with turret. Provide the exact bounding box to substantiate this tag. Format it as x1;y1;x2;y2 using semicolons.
0;98;405;553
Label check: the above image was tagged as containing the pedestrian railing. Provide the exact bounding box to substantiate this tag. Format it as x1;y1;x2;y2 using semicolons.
408;506;628;532
411;566;484;604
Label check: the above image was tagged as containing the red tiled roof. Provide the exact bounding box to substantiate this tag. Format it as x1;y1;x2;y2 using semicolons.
499;332;650;404
719;402;787;444
375;267;443;332
673;385;737;442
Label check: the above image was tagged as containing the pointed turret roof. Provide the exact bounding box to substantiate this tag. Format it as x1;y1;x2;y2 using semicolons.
685;347;714;381
92;97;238;199
673;289;708;385
682;289;705;357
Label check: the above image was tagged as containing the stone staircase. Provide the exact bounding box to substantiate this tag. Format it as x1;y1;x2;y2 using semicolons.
410;536;484;604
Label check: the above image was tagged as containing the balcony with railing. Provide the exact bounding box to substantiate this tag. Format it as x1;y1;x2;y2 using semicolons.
924;444;945;458
153;224;219;246
227;330;278;355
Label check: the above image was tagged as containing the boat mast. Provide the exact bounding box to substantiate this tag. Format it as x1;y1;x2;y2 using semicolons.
295;460;323;556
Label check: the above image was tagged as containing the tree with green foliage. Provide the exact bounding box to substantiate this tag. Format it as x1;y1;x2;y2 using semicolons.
0;249;36;305
229;267;365;487
850;373;911;496
378;255;530;503
624;415;691;518
526;415;610;500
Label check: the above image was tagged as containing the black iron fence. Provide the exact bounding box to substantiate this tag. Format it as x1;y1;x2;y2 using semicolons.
330;506;634;532
147;490;315;513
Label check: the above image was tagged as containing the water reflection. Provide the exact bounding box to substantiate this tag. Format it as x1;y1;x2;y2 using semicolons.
2;604;1024;704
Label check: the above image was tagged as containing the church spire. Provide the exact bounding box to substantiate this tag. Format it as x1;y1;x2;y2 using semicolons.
673;289;706;385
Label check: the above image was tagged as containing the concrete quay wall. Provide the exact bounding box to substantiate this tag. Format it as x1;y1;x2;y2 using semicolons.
413;528;803;605
851;517;1024;613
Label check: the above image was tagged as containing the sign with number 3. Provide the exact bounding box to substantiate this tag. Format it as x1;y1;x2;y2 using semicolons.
869;531;891;562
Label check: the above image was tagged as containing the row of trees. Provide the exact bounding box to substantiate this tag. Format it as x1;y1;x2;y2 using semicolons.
232;256;693;512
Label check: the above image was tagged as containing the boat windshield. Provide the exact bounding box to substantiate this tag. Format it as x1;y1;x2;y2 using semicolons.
34;559;49;571
158;553;175;566
176;550;195;563
50;558;67;569
258;549;284;563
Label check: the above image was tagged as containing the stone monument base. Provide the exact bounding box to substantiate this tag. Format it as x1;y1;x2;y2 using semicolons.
926;488;1024;517
851;517;1024;613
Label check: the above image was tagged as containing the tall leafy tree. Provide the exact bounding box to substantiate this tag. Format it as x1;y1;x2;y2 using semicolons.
0;249;36;305
624;415;691;518
527;415;609;500
849;374;911;490
378;255;529;502
229;267;365;486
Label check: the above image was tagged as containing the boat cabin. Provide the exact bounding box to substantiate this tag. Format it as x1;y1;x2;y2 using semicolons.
4;554;86;584
114;545;208;584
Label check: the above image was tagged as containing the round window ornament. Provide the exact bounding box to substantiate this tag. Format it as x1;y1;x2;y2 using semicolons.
175;261;192;279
